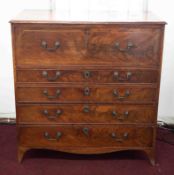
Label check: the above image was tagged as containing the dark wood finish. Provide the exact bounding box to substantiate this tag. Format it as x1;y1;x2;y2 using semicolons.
11;10;166;164
16;85;157;103
18;125;154;147
16;68;159;83
14;26;162;67
17;104;157;124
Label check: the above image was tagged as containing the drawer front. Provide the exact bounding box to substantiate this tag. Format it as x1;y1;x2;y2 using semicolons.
15;28;85;66
16;69;159;84
16;85;157;103
19;125;153;148
17;104;157;124
15;26;162;67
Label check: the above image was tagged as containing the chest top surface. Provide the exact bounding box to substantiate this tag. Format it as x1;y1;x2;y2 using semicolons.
10;10;166;25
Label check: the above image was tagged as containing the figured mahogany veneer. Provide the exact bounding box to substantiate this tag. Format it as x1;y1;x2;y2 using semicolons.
16;85;157;103
11;10;166;165
15;26;162;67
16;68;159;83
17;104;157;124
18;125;154;148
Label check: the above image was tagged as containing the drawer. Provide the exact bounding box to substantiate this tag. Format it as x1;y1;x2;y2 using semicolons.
15;26;162;67
16;85;157;103
16;68;159;84
17;104;157;124
19;125;153;148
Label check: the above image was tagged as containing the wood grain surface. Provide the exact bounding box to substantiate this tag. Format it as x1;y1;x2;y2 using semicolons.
11;10;165;164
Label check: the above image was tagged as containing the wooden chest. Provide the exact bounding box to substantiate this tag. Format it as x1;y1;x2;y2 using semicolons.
11;10;166;165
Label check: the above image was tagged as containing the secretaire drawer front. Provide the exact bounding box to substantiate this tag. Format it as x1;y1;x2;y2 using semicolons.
15;26;162;67
16;69;159;83
17;104;157;124
19;125;153;148
16;85;157;103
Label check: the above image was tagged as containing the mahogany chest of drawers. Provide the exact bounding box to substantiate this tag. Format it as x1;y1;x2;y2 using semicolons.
11;10;166;164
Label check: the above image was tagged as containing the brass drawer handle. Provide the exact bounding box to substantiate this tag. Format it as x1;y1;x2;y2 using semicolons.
113;90;130;100
83;105;90;113
84;87;90;96
114;41;134;52
112;111;129;121
111;132;129;142
44;131;62;141
41;40;61;52
83;127;89;136
42;71;61;81
43;89;61;99
43;109;62;120
113;72;132;81
83;71;91;79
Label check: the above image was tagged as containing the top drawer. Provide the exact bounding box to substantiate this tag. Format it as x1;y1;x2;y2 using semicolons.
14;25;163;67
